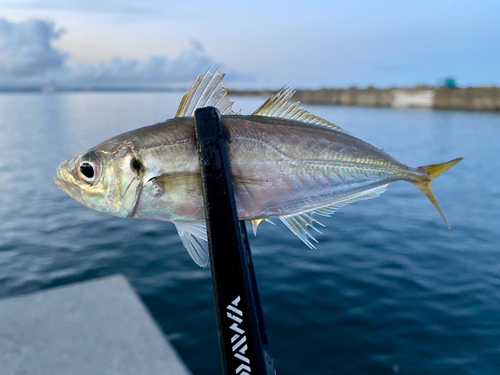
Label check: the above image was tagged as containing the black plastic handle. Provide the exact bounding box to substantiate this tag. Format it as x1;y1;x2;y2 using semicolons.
194;107;275;375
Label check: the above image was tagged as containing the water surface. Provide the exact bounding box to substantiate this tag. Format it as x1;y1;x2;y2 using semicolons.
0;92;499;374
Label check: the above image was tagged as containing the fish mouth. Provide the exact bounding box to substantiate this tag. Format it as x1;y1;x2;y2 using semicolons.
54;163;83;203
53;176;66;190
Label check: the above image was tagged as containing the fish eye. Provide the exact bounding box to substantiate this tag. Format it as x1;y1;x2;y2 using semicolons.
77;153;100;184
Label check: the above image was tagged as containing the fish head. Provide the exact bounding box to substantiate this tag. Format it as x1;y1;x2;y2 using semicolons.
54;141;143;218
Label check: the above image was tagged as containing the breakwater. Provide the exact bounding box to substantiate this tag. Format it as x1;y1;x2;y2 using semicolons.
231;87;500;112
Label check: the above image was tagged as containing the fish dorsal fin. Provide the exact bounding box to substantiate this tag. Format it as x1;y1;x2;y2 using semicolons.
174;221;210;267
278;184;388;248
252;87;350;134
176;69;239;117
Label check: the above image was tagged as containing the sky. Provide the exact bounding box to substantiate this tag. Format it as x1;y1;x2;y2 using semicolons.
0;0;499;89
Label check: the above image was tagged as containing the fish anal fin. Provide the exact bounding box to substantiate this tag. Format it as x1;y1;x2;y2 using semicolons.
312;184;388;216
174;221;209;267
279;213;324;249
278;184;388;248
252;87;351;134
175;69;239;118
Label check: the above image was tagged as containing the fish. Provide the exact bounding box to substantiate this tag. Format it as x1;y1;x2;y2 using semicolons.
54;70;462;267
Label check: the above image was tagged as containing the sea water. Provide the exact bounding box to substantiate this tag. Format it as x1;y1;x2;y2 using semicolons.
0;92;499;374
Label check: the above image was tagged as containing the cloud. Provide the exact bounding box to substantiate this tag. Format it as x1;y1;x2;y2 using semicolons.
0;18;67;77
0;19;253;88
65;40;214;87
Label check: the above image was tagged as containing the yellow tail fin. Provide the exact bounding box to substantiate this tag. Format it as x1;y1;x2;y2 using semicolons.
413;157;463;228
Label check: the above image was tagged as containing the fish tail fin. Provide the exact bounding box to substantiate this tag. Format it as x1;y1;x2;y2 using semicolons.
412;157;463;228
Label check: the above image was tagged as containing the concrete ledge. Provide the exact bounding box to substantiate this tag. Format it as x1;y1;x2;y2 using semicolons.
0;275;191;375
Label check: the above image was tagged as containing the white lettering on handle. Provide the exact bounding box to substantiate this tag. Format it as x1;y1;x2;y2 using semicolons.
227;296;251;373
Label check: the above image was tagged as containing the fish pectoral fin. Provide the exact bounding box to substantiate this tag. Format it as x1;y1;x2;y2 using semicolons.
252;87;351;134
174;221;209;267
175;69;239;118
278;184;388;248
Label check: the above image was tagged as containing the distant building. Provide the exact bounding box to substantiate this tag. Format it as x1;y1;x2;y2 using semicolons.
392;90;435;108
443;77;457;88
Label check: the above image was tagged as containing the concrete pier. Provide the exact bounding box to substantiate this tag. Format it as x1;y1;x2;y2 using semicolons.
0;275;191;375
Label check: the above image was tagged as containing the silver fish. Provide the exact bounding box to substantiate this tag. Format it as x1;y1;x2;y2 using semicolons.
54;70;462;267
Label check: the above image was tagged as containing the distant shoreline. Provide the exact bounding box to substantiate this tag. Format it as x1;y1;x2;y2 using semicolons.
230;86;500;112
1;86;499;112
0;87;186;94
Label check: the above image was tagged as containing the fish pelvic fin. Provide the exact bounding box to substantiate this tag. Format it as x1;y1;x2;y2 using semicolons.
413;157;463;229
174;220;209;267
